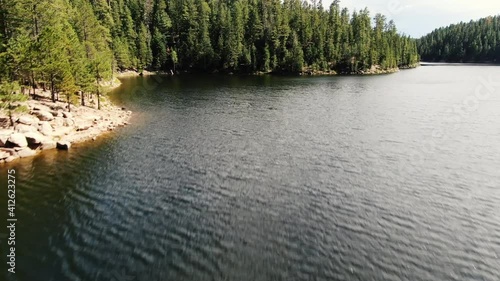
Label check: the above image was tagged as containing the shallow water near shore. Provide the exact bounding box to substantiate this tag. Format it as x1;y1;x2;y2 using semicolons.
2;66;500;281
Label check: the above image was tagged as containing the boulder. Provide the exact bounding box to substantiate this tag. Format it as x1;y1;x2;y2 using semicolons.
17;115;39;125
64;118;75;127
76;121;93;131
0;129;14;147
24;131;46;145
56;141;71;150
17;148;36;158
5;155;19;163
62;112;73;119
33;104;52;112
51;110;63;117
15;123;37;134
0;151;10;160
52;127;73;137
7;133;28;148
0;148;16;155
41;141;57;150
33;110;54;121
38;122;53;136
0;117;10;128
50;104;65;111
53;117;65;128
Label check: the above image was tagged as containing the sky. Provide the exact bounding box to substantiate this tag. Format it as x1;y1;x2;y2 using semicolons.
319;0;500;37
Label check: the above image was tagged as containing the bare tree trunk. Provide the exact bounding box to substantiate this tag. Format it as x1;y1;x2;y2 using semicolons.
97;90;101;110
51;75;55;103
8;103;14;127
81;91;85;106
31;71;36;99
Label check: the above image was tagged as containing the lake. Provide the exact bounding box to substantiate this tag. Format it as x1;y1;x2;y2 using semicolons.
1;66;500;281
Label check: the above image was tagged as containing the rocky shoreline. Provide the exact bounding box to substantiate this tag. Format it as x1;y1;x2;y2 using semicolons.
0;90;131;164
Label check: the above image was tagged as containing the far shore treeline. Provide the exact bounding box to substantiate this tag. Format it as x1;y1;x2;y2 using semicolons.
0;0;420;99
418;15;500;63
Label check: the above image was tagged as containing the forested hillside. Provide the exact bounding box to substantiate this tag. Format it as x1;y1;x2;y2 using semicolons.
1;0;419;101
418;16;500;62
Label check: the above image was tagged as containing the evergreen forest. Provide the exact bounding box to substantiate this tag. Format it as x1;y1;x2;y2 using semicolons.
0;0;420;102
418;15;500;63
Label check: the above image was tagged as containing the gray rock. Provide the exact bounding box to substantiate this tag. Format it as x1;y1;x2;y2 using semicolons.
76;122;92;131
5;155;19;163
64;118;75;127
56;141;71;150
41;141;57;150
17;148;36;158
15;123;37;134
24;131;46;145
17;115;38;125
51;110;63;117
33;104;52;112
7;133;28;148
53;117;65;128
0;151;10;160
52;127;72;137
50;105;65;111
39;122;53;136
33;110;54;121
0;129;14;147
0;148;16;155
0;116;10;127
62;112;73;119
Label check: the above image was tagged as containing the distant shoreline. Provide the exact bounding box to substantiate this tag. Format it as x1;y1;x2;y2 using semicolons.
420;62;500;66
119;64;419;78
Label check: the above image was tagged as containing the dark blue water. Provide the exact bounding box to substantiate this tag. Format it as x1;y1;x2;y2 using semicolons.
1;66;500;281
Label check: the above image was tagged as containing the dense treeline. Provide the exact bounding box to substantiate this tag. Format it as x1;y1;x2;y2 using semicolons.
418;16;500;62
0;0;419;107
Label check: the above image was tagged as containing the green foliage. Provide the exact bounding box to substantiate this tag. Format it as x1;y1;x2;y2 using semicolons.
0;0;420;102
0;81;27;125
418;16;500;62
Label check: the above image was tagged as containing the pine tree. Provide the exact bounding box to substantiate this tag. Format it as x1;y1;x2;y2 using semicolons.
0;80;27;126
